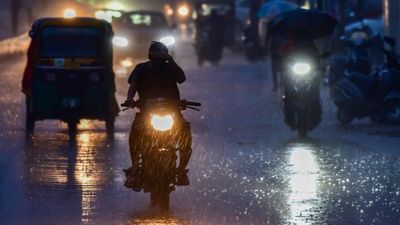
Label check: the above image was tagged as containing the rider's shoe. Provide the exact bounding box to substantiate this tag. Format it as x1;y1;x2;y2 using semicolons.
123;167;142;192
176;169;190;186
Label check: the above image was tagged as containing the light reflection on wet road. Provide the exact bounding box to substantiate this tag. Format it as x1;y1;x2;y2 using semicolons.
287;142;320;225
1;40;400;225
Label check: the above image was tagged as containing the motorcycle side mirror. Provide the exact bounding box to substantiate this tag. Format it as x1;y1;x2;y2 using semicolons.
321;52;330;59
384;36;396;48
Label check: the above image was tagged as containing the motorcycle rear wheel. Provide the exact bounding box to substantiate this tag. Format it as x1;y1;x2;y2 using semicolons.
68;120;78;136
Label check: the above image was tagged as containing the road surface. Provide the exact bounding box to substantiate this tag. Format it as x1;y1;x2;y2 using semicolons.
1;39;400;225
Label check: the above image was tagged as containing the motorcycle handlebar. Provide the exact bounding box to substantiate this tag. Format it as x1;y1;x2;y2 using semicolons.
181;100;202;107
121;100;201;111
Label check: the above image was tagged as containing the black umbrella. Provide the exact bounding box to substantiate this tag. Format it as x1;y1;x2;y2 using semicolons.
270;8;338;40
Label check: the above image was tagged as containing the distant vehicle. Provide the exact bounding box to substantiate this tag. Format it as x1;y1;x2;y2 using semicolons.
23;18;119;136
112;10;177;61
193;0;238;49
195;25;224;66
329;25;383;91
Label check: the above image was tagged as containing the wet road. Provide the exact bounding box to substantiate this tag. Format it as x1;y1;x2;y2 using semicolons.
1;40;400;225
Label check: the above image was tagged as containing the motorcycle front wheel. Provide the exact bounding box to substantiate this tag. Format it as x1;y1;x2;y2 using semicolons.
150;181;170;212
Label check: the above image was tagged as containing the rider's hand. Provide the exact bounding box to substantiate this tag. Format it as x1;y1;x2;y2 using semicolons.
121;99;134;107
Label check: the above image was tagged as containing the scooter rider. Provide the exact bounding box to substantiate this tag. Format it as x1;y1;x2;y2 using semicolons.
123;42;192;189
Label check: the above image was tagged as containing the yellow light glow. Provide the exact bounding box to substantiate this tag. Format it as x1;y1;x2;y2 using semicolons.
107;2;124;11
64;8;77;19
151;114;174;131
178;5;189;17
120;58;133;67
164;4;174;16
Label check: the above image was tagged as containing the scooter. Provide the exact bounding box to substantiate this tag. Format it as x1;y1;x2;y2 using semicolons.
282;52;324;137
194;26;223;66
334;37;400;125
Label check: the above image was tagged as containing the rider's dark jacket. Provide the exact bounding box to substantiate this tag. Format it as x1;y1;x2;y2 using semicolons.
128;58;186;100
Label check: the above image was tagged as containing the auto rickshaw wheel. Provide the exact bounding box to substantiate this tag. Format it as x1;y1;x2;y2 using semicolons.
26;112;35;134
25;98;35;134
106;118;115;135
68;121;78;136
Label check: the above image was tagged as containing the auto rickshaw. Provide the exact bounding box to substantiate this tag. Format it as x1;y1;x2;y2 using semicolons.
22;17;119;135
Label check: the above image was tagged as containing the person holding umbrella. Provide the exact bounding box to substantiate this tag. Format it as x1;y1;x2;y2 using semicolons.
257;0;299;91
268;8;338;136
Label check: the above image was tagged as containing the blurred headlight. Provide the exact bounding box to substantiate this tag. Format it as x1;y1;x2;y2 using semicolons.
292;63;311;75
150;114;174;131
120;58;133;67
64;9;76;19
160;36;176;47
178;5;189;17
112;36;129;47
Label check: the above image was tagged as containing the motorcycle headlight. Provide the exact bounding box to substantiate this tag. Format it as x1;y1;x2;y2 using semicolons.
112;36;129;47
292;62;311;75
160;36;176;47
150;114;174;131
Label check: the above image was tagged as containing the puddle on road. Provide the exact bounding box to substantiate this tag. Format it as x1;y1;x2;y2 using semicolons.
23;120;114;224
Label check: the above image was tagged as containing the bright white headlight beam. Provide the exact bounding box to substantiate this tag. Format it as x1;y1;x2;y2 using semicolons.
112;36;128;47
151;115;174;131
160;36;176;46
292;63;311;75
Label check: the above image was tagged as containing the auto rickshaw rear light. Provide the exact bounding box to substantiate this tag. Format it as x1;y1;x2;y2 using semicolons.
46;73;57;82
40;59;53;66
89;72;100;82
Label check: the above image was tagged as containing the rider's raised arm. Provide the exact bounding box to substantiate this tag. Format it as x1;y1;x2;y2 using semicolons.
126;64;143;101
168;57;186;84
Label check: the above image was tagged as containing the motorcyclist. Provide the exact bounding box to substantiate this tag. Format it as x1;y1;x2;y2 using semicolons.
123;42;192;189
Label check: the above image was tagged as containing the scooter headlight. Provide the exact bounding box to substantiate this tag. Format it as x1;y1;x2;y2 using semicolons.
292;62;311;75
150;114;174;131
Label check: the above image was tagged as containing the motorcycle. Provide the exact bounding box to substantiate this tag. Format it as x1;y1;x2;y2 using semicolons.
334;37;400;125
282;53;323;137
194;26;223;66
329;28;379;88
122;98;201;211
